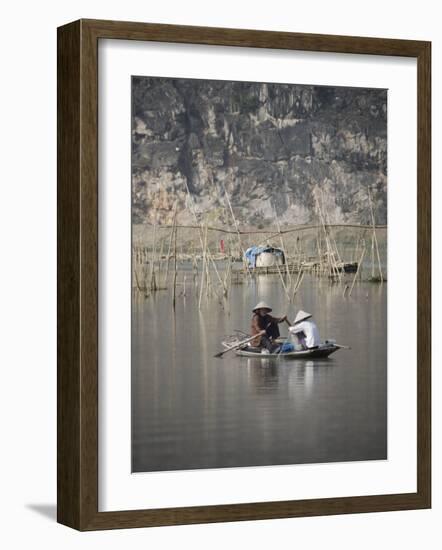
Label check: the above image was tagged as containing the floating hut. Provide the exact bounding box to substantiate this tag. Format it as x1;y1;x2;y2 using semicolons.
245;246;285;268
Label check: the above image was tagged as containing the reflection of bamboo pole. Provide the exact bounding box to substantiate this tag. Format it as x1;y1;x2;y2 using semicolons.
348;246;366;296
368;188;383;282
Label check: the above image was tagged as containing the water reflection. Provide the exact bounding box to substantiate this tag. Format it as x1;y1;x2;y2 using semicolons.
132;274;387;472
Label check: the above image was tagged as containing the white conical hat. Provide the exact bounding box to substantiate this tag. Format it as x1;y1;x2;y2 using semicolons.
294;310;312;324
252;301;272;312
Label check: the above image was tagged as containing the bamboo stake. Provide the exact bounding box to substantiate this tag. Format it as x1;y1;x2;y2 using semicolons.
348;246;366;296
354;234;360;264
164;202;178;286
274;206;292;284
198;221;208;309
292;268;305;301
192;252;198;288
172;222;178;309
181;182;223;300
134;265;143;293
368;188;384;282
206;246;227;297
275;261;291;301
315;193;338;280
157;237;165;287
221;176;252;279
206;253;211;299
149;222;157;291
320;189;342;283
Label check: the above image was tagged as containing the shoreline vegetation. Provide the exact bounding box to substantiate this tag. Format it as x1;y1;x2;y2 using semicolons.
132;216;386;307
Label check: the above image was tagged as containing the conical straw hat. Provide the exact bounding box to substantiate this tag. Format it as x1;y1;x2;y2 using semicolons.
294;310;312;324
252;301;272;312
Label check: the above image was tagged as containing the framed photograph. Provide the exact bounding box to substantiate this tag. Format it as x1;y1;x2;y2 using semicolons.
57;19;431;530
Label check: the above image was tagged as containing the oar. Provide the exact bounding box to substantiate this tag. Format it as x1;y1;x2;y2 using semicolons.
214;331;265;358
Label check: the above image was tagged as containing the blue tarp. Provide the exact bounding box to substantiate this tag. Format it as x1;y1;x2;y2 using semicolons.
280;342;295;353
244;246;285;268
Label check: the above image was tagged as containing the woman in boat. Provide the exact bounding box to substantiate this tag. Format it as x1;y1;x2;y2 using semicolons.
289;310;321;349
250;302;287;353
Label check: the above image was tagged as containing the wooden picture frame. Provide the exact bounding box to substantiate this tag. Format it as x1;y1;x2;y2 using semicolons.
57;18;431;530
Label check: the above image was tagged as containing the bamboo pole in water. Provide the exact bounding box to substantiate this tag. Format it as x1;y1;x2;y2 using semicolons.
315;194;339;280
157;236;165;287
292;267;305;301
273;206;292;284
221;176;252;279
205;239;228;298
172;222;178;309
316;224;322;268
354;233;360;264
164;202;178;286
134;266;143;293
198;221;209;309
325;206;343;266
181;183;224;300
192;251;198;288
275;261;291;301
149;223;157;291
348;245;366;297
368;188;384;282
320;189;343;283
223;255;232;293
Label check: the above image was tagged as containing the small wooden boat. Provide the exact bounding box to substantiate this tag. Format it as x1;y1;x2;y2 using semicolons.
221;337;340;359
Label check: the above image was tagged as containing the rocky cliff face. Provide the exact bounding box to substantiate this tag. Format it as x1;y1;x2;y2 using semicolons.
132;77;387;227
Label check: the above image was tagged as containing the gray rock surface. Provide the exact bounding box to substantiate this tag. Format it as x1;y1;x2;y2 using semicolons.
132;77;387;227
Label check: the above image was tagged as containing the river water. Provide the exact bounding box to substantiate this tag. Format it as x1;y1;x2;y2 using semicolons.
132;274;387;472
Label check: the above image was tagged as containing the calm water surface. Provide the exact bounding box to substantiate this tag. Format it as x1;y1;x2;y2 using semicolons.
132;274;387;472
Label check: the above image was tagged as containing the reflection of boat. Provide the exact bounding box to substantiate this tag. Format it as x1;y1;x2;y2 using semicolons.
222;338;340;359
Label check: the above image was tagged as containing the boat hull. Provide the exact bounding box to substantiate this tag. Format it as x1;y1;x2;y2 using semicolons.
233;344;339;359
